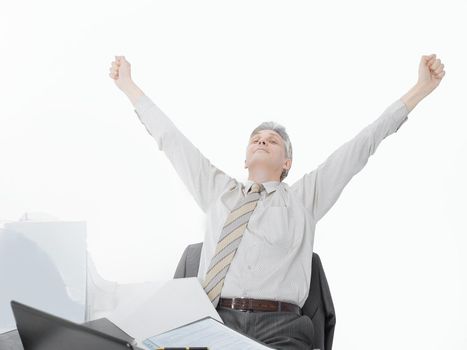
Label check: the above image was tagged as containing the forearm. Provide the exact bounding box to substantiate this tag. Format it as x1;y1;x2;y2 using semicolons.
121;81;145;107
133;94;235;213
292;98;409;221
400;83;430;113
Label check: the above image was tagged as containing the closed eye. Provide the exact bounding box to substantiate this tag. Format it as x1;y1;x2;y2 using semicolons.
251;137;279;144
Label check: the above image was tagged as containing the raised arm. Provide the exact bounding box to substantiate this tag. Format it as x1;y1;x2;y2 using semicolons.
290;54;446;222
109;56;236;213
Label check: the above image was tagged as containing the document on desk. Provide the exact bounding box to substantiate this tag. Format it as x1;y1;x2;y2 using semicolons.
143;316;274;350
107;277;223;346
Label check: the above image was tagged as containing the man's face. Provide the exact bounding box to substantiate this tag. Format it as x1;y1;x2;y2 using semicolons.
244;129;291;178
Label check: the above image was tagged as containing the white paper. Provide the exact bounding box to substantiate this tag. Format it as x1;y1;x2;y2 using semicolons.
143;316;274;350
0;221;86;333
107;277;222;345
97;280;165;322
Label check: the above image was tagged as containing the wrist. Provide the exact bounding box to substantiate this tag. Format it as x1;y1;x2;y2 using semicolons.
400;83;428;113
412;82;431;99
120;80;137;94
122;81;145;107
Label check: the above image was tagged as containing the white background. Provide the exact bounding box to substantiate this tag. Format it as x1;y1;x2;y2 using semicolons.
1;0;466;348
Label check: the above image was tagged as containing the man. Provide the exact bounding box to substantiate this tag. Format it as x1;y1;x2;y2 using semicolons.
108;54;445;349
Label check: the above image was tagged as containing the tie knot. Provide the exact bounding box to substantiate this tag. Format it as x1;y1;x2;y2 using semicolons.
249;182;264;194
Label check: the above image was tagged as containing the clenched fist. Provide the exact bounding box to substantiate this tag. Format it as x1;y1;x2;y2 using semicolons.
109;55;145;106
109;55;133;91
417;54;446;95
400;54;446;112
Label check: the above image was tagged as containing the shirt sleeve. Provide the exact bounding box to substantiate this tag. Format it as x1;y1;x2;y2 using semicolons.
290;98;410;222
133;94;236;213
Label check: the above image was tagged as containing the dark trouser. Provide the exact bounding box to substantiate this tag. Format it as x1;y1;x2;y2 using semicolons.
217;306;314;349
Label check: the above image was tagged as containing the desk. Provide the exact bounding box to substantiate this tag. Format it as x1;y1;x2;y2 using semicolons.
0;318;145;350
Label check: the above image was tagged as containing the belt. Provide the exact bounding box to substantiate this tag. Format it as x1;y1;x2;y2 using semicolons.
217;297;302;315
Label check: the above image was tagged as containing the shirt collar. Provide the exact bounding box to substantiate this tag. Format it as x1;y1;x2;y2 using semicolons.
243;179;281;195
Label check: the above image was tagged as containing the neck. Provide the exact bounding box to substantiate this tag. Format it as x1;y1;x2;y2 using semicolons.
247;168;280;183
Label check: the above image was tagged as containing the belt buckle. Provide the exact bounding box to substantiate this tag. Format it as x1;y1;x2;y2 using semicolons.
230;297;242;311
234;297;253;312
229;298;237;310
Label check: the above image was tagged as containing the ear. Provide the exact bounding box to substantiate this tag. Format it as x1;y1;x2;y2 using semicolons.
244;159;247;169
283;159;292;171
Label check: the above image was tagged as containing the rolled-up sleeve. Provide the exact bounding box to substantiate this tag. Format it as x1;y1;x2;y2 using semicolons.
290;98;410;222
134;95;236;213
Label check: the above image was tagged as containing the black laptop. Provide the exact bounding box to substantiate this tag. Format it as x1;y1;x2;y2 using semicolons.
10;300;139;350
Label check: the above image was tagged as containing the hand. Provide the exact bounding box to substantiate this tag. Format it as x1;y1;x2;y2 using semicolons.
416;54;446;96
108;55;133;92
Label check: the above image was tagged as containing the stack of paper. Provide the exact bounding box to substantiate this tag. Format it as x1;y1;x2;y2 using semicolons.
144;316;274;349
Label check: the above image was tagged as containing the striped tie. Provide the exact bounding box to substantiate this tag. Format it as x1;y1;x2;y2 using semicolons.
202;182;264;308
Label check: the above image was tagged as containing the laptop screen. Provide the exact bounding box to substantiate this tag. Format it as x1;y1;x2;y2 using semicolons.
11;300;134;350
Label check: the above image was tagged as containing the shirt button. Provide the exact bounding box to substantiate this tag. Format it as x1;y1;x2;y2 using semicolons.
248;265;251;270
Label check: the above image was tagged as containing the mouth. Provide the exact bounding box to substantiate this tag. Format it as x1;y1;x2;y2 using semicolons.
256;149;268;153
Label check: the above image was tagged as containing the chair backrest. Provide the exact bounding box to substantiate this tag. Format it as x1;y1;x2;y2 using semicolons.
173;242;336;350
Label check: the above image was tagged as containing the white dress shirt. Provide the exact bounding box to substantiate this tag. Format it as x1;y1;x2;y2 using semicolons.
134;95;409;308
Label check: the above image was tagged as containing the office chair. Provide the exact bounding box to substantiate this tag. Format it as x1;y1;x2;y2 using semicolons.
174;242;336;350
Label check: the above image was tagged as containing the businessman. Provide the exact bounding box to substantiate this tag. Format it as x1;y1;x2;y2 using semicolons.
109;54;445;349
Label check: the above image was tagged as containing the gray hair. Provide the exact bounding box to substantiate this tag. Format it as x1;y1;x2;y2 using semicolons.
249;121;293;182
